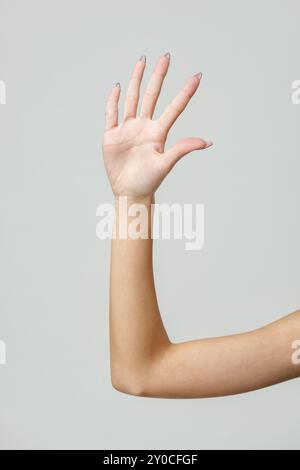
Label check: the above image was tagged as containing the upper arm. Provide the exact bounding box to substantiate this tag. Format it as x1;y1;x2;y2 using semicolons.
141;312;300;398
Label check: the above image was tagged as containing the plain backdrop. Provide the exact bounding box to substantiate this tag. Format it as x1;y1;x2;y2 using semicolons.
0;0;300;450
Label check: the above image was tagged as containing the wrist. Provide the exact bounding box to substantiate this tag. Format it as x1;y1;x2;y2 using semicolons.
113;195;154;240
114;194;154;206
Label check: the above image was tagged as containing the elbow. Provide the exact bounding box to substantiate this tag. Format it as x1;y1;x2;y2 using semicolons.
111;378;146;397
110;344;172;398
110;367;148;397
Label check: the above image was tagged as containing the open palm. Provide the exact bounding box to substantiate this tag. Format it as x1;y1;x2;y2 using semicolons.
102;53;212;198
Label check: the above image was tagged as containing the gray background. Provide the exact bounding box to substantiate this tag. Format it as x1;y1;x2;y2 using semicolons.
0;0;299;450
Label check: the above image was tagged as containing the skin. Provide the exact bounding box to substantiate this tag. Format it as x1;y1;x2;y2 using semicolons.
102;53;300;398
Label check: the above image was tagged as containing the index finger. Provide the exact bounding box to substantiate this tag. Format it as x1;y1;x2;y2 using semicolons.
158;72;202;132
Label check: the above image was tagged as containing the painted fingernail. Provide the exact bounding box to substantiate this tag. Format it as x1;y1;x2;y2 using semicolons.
115;82;121;88
194;72;202;80
164;52;171;60
205;141;213;148
139;55;146;63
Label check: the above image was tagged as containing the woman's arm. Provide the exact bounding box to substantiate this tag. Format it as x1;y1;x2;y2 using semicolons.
110;198;300;398
103;54;300;398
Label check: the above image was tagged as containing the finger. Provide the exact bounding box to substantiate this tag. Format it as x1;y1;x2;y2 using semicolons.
163;137;213;170
105;83;121;131
140;53;171;119
123;56;146;120
158;72;202;132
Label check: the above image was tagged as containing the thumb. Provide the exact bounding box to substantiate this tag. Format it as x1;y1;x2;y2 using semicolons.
163;137;213;170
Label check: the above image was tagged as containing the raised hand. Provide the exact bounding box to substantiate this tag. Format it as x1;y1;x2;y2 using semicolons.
102;53;212;198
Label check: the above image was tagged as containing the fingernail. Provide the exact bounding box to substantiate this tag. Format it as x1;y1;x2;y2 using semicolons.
115;82;121;88
205;141;213;148
194;72;202;80
139;55;146;63
164;52;171;60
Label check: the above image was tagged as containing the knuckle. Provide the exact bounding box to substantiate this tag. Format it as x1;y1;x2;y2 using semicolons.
144;88;154;99
132;69;142;79
125;94;137;102
170;101;182;113
105;108;117;116
181;89;192;100
155;71;166;79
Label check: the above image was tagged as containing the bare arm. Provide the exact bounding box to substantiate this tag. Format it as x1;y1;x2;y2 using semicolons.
103;54;300;398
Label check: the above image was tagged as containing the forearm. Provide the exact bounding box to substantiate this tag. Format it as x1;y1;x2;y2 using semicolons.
109;196;170;395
